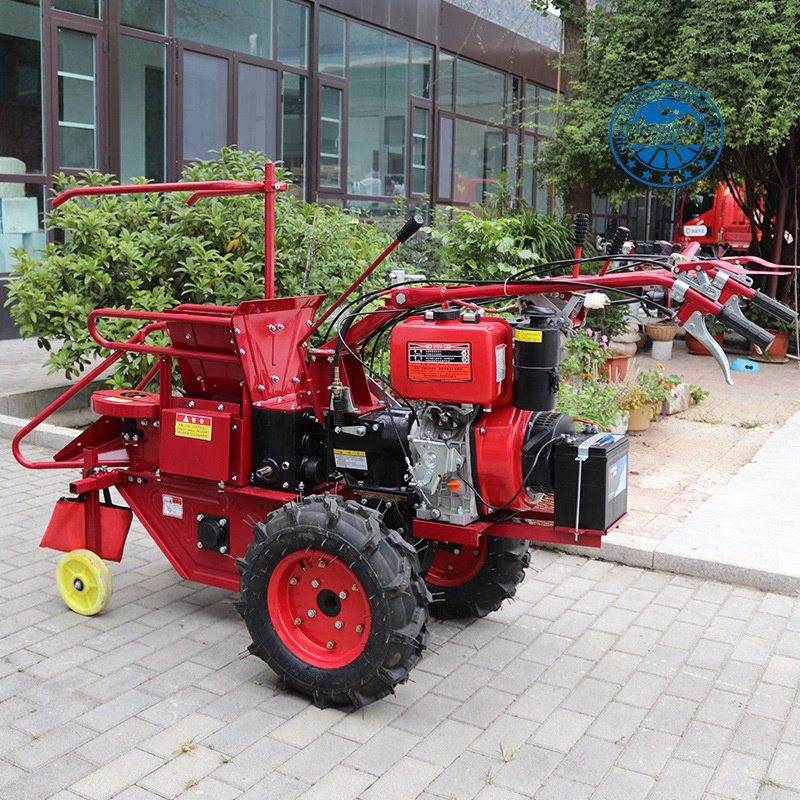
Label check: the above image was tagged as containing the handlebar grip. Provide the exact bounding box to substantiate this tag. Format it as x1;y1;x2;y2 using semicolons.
396;214;425;243
573;213;590;248
750;290;798;325
607;226;630;256
716;298;776;352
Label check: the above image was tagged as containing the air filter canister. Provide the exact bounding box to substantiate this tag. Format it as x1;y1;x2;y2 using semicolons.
513;306;561;411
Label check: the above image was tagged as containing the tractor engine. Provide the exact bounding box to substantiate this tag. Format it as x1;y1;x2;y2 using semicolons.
333;305;629;533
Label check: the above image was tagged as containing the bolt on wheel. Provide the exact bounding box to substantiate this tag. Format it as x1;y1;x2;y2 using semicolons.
55;549;112;616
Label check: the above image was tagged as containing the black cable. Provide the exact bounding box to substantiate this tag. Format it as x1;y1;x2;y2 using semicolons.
460;431;566;516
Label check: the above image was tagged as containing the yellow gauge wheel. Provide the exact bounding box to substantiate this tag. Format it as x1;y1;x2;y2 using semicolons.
55;549;112;616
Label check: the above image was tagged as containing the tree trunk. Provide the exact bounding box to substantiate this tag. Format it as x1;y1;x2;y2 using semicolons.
561;0;591;217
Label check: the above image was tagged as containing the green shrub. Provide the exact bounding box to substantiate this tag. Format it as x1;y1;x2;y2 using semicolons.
6;148;386;385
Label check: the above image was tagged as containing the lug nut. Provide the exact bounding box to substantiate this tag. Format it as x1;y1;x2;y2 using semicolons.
294;617;302;626
289;577;298;585
311;579;320;588
447;565;454;571
453;548;461;555
351;583;359;591
338;591;347;599
326;641;335;650
334;620;344;629
318;559;327;568
355;624;364;633
307;609;316;618
473;549;480;556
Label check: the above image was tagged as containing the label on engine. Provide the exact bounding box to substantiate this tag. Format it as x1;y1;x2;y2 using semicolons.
162;494;184;519
407;341;471;381
515;328;543;343
333;448;368;471
174;414;213;441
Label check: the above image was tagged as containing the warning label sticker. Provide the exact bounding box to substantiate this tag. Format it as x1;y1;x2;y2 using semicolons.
175;414;213;441
162;494;184;519
333;448;368;471
407;341;471;381
515;328;543;343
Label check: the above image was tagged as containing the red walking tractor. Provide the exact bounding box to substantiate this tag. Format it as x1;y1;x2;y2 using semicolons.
13;167;796;707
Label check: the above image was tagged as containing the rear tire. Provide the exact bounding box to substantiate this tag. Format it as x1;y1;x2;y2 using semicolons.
425;536;529;619
237;495;429;708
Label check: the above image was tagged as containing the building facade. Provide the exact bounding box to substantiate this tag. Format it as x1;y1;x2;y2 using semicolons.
0;0;566;333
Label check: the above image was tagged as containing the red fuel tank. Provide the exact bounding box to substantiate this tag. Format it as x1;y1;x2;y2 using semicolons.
390;311;513;405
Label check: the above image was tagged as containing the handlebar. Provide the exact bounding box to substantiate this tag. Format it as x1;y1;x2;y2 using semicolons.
396;214;425;243
750;289;798;325
716;297;776;352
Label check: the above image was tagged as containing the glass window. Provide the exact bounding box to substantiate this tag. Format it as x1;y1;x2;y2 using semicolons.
438;52;453;110
438;116;453;199
318;12;345;77
453;119;504;205
319;85;342;188
411;43;432;99
120;0;165;34
52;0;99;17
524;81;538;124
455;59;505;123
522;134;534;206
0;182;45;275
175;0;272;59
182;51;228;161
278;0;307;68
510;76;522;126
347;23;408;197
237;63;277;159
411;107;428;195
0;0;44;174
57;28;96;168
506;130;519;188
120;36;165;181
281;72;305;188
538;87;557;135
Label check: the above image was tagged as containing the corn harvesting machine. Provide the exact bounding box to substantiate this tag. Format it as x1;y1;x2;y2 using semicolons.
13;166;798;707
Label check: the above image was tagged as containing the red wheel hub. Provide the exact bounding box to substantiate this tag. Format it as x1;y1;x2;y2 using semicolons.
267;549;371;668
425;538;488;587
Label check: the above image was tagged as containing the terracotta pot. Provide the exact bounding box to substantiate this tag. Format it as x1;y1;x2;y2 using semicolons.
749;330;790;360
602;354;631;383
626;404;653;432
685;331;724;356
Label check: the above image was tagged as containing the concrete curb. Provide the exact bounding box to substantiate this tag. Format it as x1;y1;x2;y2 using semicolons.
0;413;76;452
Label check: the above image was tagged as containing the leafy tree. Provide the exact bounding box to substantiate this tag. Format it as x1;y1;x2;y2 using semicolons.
533;0;800;277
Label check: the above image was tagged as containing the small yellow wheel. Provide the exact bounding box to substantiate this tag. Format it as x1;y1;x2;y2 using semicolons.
55;549;112;616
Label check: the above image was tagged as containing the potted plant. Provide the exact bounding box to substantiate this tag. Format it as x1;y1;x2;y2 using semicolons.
744;301;797;361
555;378;624;432
560;329;607;381
617;372;666;432
586;300;636;381
685;314;725;356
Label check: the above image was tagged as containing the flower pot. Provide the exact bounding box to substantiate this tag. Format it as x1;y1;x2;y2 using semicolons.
602;354;631;383
608;411;629;434
646;321;678;342
686;331;724;356
749;330;790;361
663;382;691;415
627;404;653;432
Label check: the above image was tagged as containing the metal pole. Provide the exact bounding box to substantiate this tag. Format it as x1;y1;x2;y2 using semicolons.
264;162;277;299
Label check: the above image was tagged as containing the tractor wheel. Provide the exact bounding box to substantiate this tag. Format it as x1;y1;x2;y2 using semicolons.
237;495;429;708
55;549;112;616
424;536;529;619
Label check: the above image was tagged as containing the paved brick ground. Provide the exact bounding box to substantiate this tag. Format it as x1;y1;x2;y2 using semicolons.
4;440;800;800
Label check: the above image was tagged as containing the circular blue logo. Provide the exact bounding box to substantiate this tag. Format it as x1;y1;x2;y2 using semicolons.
609;80;724;188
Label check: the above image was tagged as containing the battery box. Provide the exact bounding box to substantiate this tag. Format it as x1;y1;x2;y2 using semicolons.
553;433;629;532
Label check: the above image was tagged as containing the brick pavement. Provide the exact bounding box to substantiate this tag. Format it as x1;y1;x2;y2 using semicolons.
3;439;800;799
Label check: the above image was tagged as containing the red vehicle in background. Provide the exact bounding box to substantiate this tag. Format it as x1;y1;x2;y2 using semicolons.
674;184;753;255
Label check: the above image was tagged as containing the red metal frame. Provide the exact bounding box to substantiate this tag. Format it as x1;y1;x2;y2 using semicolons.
16;170;796;593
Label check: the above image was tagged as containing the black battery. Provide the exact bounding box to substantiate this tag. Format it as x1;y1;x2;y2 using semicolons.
553;433;629;532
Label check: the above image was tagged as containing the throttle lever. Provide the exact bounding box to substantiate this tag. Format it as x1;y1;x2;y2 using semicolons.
682;311;733;386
